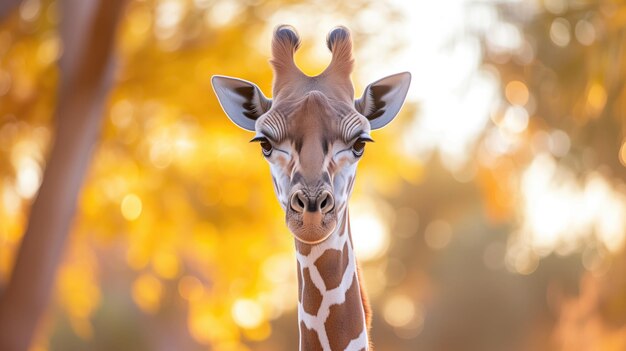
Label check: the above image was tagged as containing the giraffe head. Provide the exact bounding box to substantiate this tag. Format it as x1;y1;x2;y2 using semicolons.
212;25;410;245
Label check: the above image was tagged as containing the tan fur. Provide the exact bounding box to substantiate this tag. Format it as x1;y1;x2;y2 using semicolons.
357;263;373;350
356;264;372;329
268;25;355;104
323;26;354;79
270;25;305;94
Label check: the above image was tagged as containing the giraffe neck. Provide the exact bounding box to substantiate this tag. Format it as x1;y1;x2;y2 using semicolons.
295;210;369;351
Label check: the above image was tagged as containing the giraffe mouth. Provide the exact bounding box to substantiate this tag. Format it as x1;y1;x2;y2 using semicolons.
286;209;337;245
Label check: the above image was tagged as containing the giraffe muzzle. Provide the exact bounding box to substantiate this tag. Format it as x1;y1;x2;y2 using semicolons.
287;190;337;244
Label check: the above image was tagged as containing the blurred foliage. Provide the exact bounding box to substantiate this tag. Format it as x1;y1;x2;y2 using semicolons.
1;0;626;350
0;0;413;350
471;0;626;350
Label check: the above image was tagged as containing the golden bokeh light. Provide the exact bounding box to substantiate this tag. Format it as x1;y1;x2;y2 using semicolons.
587;82;607;115
548;130;571;157
152;249;180;279
519;155;626;256
57;246;101;340
14;157;42;199
231;299;265;329
125;243;151;271
501;106;529;134
382;294;424;339
261;253;294;284
550;17;571;47
424;220;452;250
189;304;240;345
350;198;391;261
109;100;134;129
574;19;596;45
511;250;540;275
19;0;41;22
178;275;205;301
131;273;163;314
36;33;61;66
120;193;142;221
504;80;529;106
383;294;416;328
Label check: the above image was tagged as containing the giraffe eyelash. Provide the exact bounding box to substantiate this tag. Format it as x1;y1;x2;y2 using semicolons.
250;136;274;156
351;135;373;157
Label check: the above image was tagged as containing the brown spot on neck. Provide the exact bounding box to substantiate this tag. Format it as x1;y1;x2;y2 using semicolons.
302;268;323;315
325;274;365;350
295;239;313;255
300;321;324;351
314;242;349;290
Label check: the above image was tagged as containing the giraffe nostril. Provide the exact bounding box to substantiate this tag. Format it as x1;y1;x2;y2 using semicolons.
318;191;334;214
291;191;334;214
290;191;306;213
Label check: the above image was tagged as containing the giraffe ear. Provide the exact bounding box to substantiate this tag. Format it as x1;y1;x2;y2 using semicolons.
211;75;272;131
355;72;411;130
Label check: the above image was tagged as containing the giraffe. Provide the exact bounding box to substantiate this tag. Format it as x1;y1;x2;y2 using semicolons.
211;25;410;351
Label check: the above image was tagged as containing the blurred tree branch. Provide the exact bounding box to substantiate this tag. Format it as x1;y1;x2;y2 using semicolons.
0;0;126;350
483;2;626;173
0;0;21;22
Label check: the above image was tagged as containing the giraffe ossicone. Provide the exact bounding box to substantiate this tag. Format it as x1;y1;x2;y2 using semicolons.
212;25;410;351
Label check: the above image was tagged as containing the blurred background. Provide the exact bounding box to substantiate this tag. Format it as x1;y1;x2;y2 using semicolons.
1;0;626;350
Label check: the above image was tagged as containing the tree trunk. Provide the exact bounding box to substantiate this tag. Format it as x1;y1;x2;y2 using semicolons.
0;1;125;350
0;0;21;22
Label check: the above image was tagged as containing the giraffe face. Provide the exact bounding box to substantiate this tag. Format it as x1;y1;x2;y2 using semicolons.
212;25;411;245
252;93;372;244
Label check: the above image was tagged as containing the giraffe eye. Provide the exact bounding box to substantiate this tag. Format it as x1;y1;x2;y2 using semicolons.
352;139;366;157
351;135;373;157
260;140;273;156
250;136;273;157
